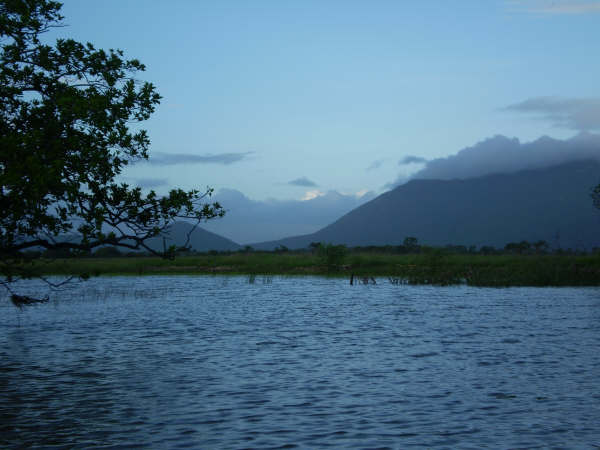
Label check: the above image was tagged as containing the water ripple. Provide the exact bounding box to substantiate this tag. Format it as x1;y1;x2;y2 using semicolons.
1;277;600;448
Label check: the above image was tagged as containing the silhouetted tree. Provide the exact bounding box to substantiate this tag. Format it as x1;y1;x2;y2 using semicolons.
308;242;322;253
593;184;600;210
1;0;224;293
518;240;531;255
479;245;496;255
504;241;531;255
403;236;419;253
533;240;549;254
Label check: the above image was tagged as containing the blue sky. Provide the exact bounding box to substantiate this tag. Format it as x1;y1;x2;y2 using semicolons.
55;0;600;202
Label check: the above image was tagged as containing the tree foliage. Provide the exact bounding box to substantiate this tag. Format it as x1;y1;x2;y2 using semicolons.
402;236;419;253
0;0;224;289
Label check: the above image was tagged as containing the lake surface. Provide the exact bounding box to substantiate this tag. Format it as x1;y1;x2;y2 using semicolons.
1;276;599;448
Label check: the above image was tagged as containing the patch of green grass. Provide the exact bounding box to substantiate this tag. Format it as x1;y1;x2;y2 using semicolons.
21;252;600;287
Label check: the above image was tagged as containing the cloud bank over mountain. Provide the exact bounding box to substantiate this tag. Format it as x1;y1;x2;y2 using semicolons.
505;97;600;131
387;132;600;187
201;189;375;244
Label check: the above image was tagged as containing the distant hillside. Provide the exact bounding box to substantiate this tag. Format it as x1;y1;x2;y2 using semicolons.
144;222;240;252
201;189;375;244
252;160;600;250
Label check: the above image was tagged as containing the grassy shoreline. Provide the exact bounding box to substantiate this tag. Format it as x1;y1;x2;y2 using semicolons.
22;252;600;287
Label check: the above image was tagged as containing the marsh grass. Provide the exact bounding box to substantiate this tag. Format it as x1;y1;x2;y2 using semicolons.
20;252;600;287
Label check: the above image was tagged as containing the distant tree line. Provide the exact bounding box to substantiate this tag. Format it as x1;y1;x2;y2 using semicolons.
304;237;592;256
16;235;599;260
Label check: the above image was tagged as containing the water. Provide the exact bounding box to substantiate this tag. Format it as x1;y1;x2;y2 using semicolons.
1;276;599;448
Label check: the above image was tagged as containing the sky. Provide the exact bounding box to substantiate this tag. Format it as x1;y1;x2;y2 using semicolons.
50;0;600;241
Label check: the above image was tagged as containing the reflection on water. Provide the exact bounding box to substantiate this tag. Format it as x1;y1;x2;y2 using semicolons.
1;276;600;448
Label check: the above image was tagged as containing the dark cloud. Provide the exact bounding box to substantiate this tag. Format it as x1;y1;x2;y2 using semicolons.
504;97;600;131
147;151;253;166
415;133;600;180
135;177;169;188
399;155;428;165
386;132;600;188
288;176;318;187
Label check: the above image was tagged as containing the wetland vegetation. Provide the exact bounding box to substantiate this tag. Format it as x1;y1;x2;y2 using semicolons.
15;241;600;287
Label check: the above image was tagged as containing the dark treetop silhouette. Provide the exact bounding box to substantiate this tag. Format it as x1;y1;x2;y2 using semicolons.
593;183;600;210
0;0;224;293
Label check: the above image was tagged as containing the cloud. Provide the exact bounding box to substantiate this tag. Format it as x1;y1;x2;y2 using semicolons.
504;97;600;131
288;176;318;187
508;0;600;14
147;151;253;166
385;132;600;188
415;133;600;180
366;159;384;171
383;175;409;190
301;190;325;201
135;177;169;188
399;155;428;165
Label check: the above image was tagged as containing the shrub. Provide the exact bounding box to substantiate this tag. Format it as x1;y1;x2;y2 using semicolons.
317;243;348;269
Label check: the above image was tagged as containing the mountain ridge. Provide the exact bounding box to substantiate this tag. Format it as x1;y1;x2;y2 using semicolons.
144;222;241;253
250;159;600;251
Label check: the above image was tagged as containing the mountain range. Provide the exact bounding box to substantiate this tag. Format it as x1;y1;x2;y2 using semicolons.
200;188;374;243
154;159;600;252
249;159;600;251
